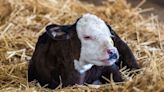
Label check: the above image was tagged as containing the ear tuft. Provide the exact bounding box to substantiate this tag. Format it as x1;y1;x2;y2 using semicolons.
46;24;66;39
46;24;59;32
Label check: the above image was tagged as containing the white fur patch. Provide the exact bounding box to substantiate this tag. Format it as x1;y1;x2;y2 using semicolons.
74;59;93;74
75;13;119;72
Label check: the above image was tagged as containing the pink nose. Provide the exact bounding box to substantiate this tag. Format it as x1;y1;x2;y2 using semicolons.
107;49;113;55
107;49;118;59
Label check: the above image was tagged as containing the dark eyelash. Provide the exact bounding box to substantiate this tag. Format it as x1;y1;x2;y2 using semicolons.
84;36;90;38
84;36;92;40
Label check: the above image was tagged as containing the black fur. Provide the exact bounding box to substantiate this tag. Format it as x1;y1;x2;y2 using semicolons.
28;21;139;89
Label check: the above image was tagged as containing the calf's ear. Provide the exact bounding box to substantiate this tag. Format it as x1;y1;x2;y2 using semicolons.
45;17;80;40
46;24;68;40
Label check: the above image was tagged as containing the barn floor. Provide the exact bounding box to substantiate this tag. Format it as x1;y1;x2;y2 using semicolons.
0;0;164;92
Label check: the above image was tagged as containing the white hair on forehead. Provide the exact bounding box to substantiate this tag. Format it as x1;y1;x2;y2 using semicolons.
76;13;112;37
80;13;104;24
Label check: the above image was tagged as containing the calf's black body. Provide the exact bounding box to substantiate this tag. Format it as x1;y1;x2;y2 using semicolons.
28;22;139;89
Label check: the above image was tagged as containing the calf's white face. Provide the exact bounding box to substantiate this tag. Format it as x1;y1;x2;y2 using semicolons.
76;14;119;66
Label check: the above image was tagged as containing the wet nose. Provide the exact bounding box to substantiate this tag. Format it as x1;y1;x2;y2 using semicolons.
107;49;118;59
107;49;113;54
109;53;118;59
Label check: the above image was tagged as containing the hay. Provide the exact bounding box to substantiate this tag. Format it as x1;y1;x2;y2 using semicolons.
0;0;164;91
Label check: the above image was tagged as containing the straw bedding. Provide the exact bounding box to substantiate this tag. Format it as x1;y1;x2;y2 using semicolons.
0;0;164;91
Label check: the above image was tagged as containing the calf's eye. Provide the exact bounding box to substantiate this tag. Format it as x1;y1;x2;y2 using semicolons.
84;36;92;40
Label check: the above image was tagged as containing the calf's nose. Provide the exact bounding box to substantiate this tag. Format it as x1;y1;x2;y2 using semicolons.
107;49;118;60
109;53;118;60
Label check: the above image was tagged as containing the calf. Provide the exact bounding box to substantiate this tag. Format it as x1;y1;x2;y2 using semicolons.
28;13;139;89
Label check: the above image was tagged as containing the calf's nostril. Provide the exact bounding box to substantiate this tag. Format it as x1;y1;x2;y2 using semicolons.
107;49;113;54
109;53;117;60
